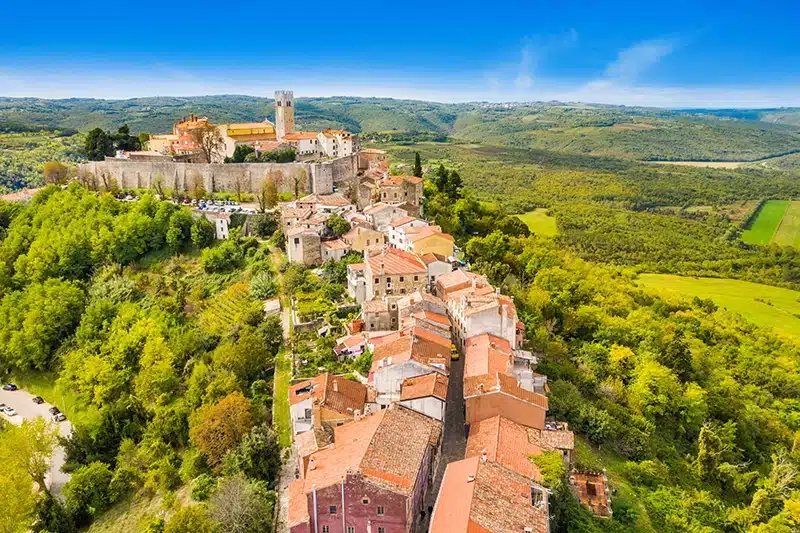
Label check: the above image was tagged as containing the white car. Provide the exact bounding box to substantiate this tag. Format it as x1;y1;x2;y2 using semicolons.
3;406;17;416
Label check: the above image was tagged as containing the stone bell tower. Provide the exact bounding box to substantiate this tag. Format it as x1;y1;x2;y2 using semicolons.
274;90;295;140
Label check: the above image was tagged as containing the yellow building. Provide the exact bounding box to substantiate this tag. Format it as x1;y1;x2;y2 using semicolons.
341;226;386;252
218;121;278;160
404;226;455;258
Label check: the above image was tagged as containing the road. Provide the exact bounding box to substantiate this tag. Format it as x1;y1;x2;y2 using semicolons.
418;352;467;532
0;387;73;495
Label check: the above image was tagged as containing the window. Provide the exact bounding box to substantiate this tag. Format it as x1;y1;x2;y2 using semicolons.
378;528;385;533
377;506;385;516
304;408;312;419
362;497;370;505
375;278;380;284
294;238;300;245
348;527;355;533
322;528;329;533
413;275;419;281
329;505;337;514
399;276;404;282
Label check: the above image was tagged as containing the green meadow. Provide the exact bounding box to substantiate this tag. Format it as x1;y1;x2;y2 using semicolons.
638;273;800;340
742;200;790;245
516;208;558;236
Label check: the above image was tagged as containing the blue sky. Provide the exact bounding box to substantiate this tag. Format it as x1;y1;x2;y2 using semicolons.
1;0;799;107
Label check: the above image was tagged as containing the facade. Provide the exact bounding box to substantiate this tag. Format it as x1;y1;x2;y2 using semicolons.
420;253;451;292
388;216;429;248
399;310;451;339
429;456;549;533
283;132;320;156
359;148;388;170
288;373;368;436
218;121;278;159
399;373;448;421
341;226;386;254
275;90;295;140
317;129;357;158
376;175;424;217
363;299;394;331
361;248;428;302
401;226;455;258
321;238;351;262
448;288;520;350
288;228;322;266
288;405;442;533
463;372;548;429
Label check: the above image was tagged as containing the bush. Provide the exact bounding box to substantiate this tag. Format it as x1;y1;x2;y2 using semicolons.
249;271;277;300
191;217;216;248
164;506;215;533
222;424;281;486
191;474;218;501
201;241;243;273
179;447;210;483
612;496;640;526
63;461;114;526
253;214;278;238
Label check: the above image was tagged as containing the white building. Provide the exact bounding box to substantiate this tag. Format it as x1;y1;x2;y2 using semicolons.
399;373;448;421
317;129;357;158
363;202;408;232
282;132;319;156
447;287;520;351
389;216;429;248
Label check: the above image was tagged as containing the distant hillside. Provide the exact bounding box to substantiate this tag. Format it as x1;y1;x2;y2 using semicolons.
1;96;800;161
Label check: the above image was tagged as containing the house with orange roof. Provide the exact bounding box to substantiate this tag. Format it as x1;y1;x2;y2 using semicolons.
370;328;450;407
334;333;368;358
396;290;447;319
376;174;424;217
400;310;451;339
288;373;368;436
419;253;451;293
358;147;387;171
399;373;449;421
397;225;455;258
388;216;429;248
296;193;354;215
347;247;428;304
321;238;351;262
428;456;549;533
341;226;386;255
434;269;488;299
282;131;320;156
288;404;442;533
463;372;548;429
465;333;545;394
317;128;357;158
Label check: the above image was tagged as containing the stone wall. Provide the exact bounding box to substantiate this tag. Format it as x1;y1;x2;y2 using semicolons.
78;153;359;196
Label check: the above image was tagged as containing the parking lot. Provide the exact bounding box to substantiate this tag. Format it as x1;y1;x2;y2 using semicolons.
0;387;73;495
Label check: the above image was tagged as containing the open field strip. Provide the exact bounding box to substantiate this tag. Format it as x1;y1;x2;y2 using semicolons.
742;200;790;245
516;208;558;236
773;200;800;247
638;274;800;341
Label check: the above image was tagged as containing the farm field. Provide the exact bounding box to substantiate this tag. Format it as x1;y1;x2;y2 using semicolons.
516;208;558;236
742;200;790;245
773;201;800;247
637;273;800;340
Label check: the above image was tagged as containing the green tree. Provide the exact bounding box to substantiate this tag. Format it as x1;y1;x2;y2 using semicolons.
63;461;114;526
191;216;216;248
0;429;37;533
230;145;255;163
7;418;60;490
325;214;351;237
43;161;69;185
84;128;113;161
249;271;277;300
208;475;275;533
166;210;193;253
412;152;423;177
222;424;281;485
113;124;140;152
32;491;76;533
164;506;215;533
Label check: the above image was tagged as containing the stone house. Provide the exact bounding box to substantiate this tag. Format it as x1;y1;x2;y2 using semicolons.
399;373;448;421
399;310;451;340
369;328;450;407
321;238;351;262
396;291;447;319
447;287;521;351
288;373;368;436
287;405;442;533
363;202;409;232
377;175;424;218
359;248;428;302
341;226;386;254
287;228;322;266
281;206;315;233
463;372;548;429
282;132;320;156
420;253;451;293
429;456;549;533
434;269;488;299
571;471;612;517
296;192;355;215
362;299;395;331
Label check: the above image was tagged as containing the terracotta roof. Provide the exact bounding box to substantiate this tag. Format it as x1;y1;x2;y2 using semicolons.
398;290;446;311
342;226;384;242
363;202;394;215
528;423;575;452
348;263;365;271
401;373;449;402
360;148;386;154
464;333;513;378
287;479;309;528
466;416;542;480
281;207;314;220
464;372;549;410
320;128;351;138
436;269;485;290
390;215;423;228
283;131;319;141
412;310;451;327
322;238;350;250
571;471;611;516
359;405;442;494
295;429;320;459
300;405;441;497
382;174;422;186
405;226;454;243
366;247;426;276
253;140;285;151
286;226;318;237
287;373;367;415
421;252;448;264
371;329;450;375
336;334;367;350
430;457;548;533
363;299;389;314
299;193;352;207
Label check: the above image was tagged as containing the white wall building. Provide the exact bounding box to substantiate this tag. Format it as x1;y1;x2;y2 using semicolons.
389;216;429;248
398;373;448;421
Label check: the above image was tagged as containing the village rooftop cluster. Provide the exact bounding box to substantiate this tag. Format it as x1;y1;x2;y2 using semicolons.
280;150;611;533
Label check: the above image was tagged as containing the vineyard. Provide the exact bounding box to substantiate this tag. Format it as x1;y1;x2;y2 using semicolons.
199;282;257;335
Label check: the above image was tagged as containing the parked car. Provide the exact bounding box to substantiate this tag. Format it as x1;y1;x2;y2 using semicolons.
32;396;44;404
52;413;66;422
2;383;17;391
3;406;17;416
48;406;60;415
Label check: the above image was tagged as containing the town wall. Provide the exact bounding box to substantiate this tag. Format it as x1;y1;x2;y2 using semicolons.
77;153;359;196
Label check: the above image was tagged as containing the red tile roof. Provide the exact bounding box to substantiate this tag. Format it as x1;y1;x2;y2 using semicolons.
412;310;451;327
401;373;449;402
463;372;549;410
465;416;542;480
287;479;310;528
430;457;548;533
366;247;426;276
571;471;611;517
287;373;367;415
390;215;423;228
405;225;455;243
282;131;319;141
464;334;513;378
371;329;451;375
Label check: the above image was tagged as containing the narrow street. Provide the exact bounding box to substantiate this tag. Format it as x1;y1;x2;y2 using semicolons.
419;352;466;532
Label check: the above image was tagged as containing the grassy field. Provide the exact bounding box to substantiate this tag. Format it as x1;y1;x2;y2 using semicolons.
516;208;558;236
647;160;746;168
637;274;800;340
742;200;790;245
773;200;800;247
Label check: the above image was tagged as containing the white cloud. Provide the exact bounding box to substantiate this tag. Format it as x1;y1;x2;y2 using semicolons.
604;39;676;82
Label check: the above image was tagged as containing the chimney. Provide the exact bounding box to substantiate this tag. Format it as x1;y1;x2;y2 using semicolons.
380;261;385;275
333;380;339;393
480;449;487;463
471;278;476;290
312;401;322;430
495;286;501;295
467;475;475;483
354;409;361;422
478;383;484;393
309;458;317;471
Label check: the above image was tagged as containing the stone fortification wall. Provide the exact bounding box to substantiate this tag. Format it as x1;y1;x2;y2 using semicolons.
78;153;359;195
